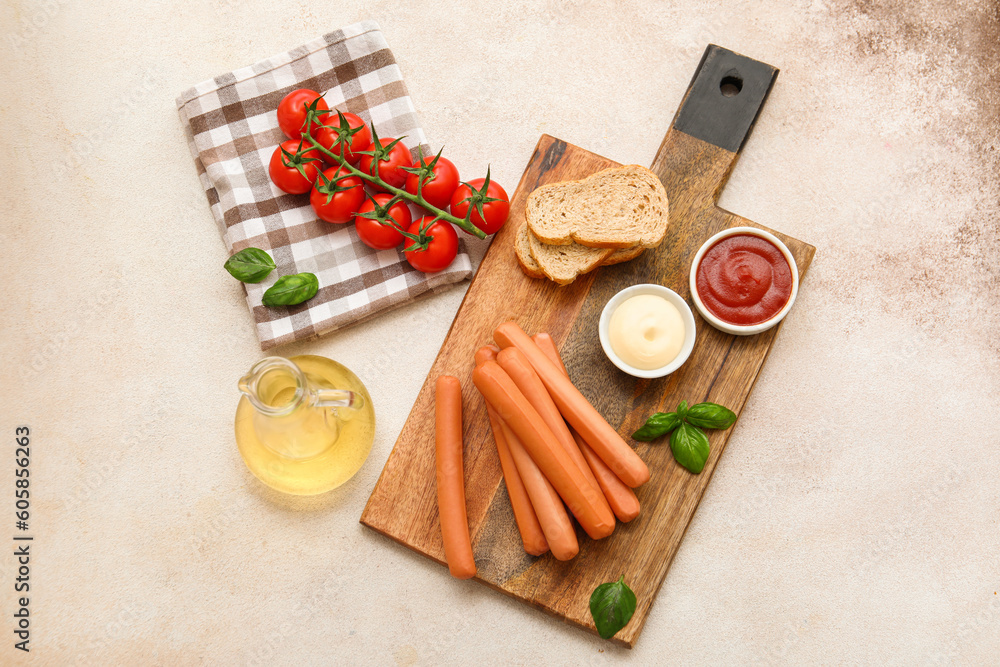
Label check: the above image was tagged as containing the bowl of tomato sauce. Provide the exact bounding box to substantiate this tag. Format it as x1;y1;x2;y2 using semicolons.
689;227;798;336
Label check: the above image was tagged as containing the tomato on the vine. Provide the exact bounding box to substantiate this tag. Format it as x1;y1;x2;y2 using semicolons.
277;89;328;140
404;216;459;273
404;153;459;210
310;167;365;224
354;194;413;250
268;139;323;195
358;137;413;192
314;111;371;166
450;174;510;235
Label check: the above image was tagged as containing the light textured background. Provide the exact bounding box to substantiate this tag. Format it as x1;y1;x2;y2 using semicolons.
1;0;998;664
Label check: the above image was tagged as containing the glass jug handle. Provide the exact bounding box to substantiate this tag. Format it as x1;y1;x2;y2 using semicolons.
314;389;364;412
316;389;362;431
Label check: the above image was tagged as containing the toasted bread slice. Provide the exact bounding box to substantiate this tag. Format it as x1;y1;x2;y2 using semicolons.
525;224;613;285
602;245;645;266
515;223;645;282
514;222;547;279
526;165;669;249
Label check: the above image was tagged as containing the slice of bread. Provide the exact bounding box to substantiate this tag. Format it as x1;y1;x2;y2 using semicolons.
515;223;646;283
602;245;645;266
514;222;546;279
526;165;669;249
526;223;613;285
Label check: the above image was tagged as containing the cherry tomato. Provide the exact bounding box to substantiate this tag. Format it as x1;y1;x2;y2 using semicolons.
276;89;328;140
310;167;365;224
404;154;460;210
358;137;413;192
404;216;459;273
268;139;322;195
450;176;510;235
354;194;413;250
314;111;371;166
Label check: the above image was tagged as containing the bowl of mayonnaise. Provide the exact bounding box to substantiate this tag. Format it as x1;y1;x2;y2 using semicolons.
598;284;696;379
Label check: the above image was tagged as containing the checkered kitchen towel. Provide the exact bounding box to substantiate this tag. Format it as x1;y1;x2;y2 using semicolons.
177;21;472;350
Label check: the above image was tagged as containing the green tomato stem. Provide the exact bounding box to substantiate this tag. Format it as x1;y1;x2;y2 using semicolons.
303;133;487;240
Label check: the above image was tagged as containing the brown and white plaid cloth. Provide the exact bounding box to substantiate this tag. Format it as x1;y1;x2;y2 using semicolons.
177;20;472;350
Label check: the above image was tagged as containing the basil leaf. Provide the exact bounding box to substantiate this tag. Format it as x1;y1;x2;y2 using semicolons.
632;412;681;441
686;402;737;430
261;273;319;307
589;576;637;640
670;422;711;474
676;400;689;420
224;247;276;283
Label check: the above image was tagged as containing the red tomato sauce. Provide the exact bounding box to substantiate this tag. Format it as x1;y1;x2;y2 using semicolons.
695;233;793;326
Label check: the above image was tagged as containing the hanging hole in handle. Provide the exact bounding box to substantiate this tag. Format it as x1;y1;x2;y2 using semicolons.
720;75;743;97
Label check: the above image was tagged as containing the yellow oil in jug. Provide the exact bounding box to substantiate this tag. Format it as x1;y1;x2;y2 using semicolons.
235;355;375;495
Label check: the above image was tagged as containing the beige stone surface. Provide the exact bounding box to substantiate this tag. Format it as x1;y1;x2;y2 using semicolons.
1;0;998;664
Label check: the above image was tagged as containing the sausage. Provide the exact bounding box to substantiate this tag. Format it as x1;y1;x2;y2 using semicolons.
434;375;476;579
492;407;579;560
496;346;614;528
474;344;501;367
494;322;650;488
574;431;641;522
471;360;614;540
485;403;552;556
531;333;563;372
476;346;549;556
532;333;641;522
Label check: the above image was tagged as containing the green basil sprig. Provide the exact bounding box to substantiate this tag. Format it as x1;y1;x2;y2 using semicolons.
631;412;681;441
632;401;736;474
685;402;737;430
262;272;319;307
590;576;637;640
670;423;711;474
224;247;276;283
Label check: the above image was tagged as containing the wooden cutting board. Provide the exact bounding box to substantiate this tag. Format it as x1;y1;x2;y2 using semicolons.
361;46;816;647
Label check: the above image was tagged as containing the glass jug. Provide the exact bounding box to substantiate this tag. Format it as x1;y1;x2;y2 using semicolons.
235;355;375;495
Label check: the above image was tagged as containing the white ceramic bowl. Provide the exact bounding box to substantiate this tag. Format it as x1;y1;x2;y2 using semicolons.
689;226;799;336
598;284;697;379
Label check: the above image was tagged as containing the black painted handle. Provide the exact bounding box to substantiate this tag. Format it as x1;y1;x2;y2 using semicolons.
672;45;779;154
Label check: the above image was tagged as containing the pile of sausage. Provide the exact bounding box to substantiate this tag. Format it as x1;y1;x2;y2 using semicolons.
435;321;651;579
